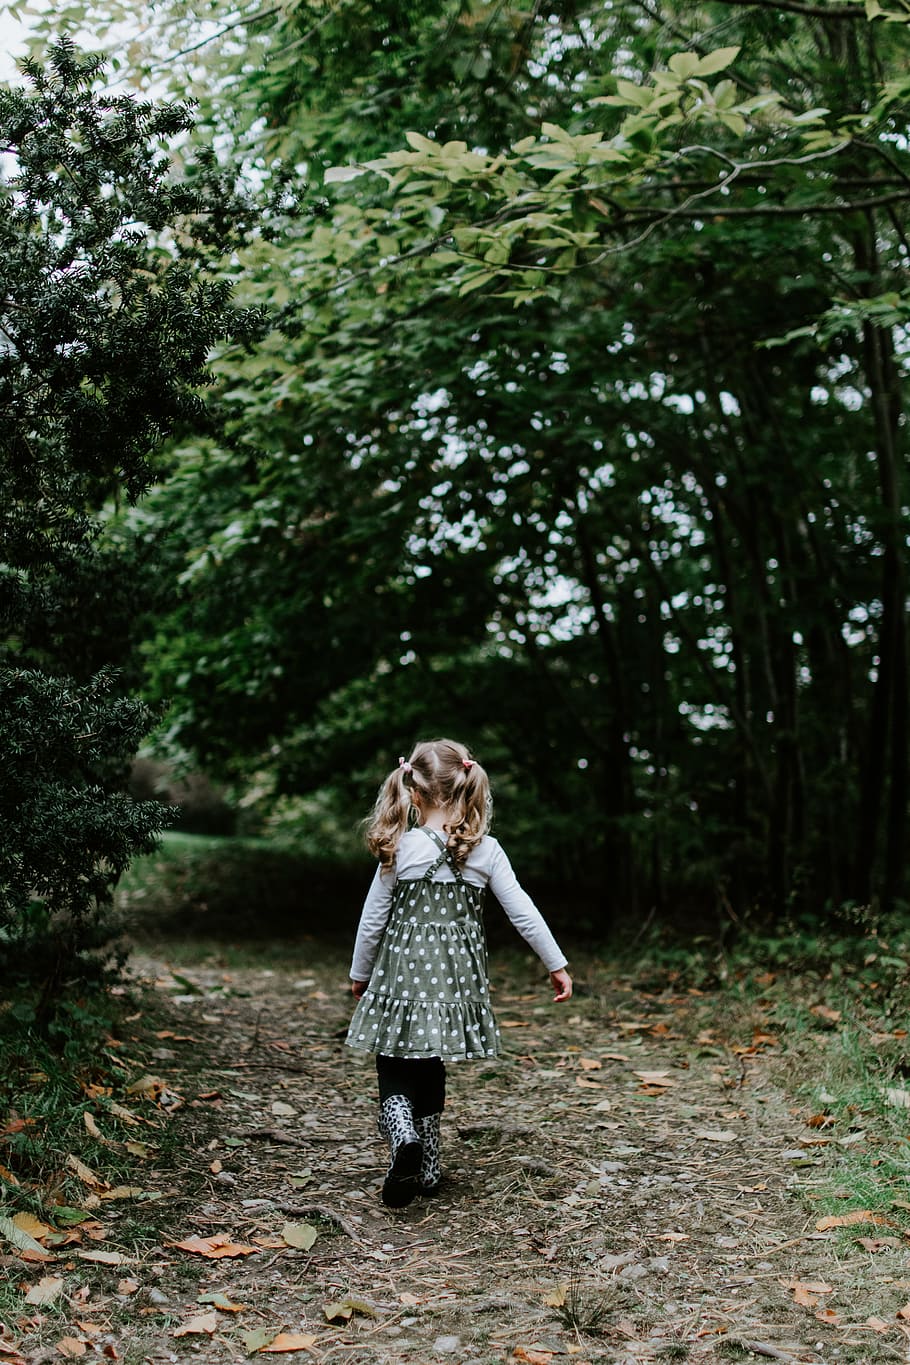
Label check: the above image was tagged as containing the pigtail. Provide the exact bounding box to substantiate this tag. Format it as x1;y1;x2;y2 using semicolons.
365;766;412;871
445;754;491;866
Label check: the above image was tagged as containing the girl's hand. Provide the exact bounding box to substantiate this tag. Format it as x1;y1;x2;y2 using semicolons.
550;968;572;1003
351;979;368;999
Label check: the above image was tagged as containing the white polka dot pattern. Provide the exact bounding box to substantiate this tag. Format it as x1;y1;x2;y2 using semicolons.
346;875;503;1061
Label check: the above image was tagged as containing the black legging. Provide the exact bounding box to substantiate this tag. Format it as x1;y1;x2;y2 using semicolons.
376;1054;446;1118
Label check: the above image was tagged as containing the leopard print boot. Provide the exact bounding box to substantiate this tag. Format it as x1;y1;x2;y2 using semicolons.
377;1095;423;1208
415;1113;442;1195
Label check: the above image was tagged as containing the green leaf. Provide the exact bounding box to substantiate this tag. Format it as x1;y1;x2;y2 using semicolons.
668;51;700;80
458;270;497;296
243;1327;279;1354
694;46;741;76
324;165;365;183
404;130;437;153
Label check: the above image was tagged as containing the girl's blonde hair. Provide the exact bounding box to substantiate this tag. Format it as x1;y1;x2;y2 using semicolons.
366;738;491;871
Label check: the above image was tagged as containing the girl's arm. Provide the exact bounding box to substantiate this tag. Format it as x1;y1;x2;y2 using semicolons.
486;841;570;980
349;865;395;985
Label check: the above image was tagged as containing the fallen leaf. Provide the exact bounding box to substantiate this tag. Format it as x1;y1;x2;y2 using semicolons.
0;1163;20;1186
323;1297;376;1323
885;1089;910;1109
52;1207;91;1227
696;1130;737;1143
260;1334;318;1354
123;1141;157;1159
83;1114;107;1143
500;1020;531;1028
398;1292;422;1306
74;1324;103;1337
512;1349;553;1365
117;1279;140;1295
867;1316;892;1333
210;1160;223;1174
65;1155;108;1191
12;1213;54;1242
197;1292;246;1313
0;1215;54;1260
174;1313;218;1337
77;1250;133;1265
815;1210;888;1231
578;1058;602;1071
814;1308;841;1326
656;1232;689;1243
25;1276;65;1305
271;1102;297;1118
541;1284;567;1307
56;1340;87;1359
897;1303;910;1320
575;1078;605;1089
107;1102;141;1127
810;1005;841;1023
169;1233;257;1259
99;1187;155;1202
281;1223;318;1251
806;1114;836;1129
633;1071;675;1087
242;1328;279;1354
857;1237;902;1252
787;1279;833;1308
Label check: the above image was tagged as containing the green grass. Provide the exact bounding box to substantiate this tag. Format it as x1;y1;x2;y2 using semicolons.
114;830;365;943
595;911;910;1244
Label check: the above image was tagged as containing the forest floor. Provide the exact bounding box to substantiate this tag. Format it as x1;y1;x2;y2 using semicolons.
5;941;910;1365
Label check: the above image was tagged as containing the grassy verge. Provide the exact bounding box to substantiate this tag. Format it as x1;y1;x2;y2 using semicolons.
604;914;910;1248
0;980;217;1355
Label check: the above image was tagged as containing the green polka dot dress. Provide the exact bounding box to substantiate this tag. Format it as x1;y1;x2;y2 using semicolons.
346;829;502;1061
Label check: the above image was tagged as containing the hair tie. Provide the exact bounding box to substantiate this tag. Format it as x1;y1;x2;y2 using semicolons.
462;758;474;770
398;756;413;775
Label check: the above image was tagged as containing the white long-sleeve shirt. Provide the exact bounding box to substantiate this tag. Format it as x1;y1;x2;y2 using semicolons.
349;828;568;982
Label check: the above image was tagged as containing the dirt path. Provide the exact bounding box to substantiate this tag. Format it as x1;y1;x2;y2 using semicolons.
9;948;910;1364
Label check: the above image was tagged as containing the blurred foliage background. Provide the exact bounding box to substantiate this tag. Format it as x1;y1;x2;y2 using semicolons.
3;0;910;996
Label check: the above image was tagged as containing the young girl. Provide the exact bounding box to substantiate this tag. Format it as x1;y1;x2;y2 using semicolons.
347;738;572;1208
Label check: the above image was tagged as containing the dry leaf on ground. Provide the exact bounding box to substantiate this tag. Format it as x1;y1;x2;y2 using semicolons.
259;1333;318;1353
281;1223;318;1251
55;1339;87;1359
815;1210;888;1231
173;1312;219;1337
198;1292;246;1313
25;1276;65;1305
65;1155;108;1191
786;1279;833;1308
169;1233;257;1258
0;1215;54;1260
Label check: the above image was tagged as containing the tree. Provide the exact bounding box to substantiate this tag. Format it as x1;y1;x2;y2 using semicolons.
0;40;267;1010
21;3;909;921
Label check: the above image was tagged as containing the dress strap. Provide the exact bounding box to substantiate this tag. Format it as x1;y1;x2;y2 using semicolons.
421;827;465;884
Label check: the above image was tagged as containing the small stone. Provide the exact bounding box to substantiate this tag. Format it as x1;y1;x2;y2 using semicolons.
434;1336;461;1353
215;1171;237;1187
147;1288;169;1306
